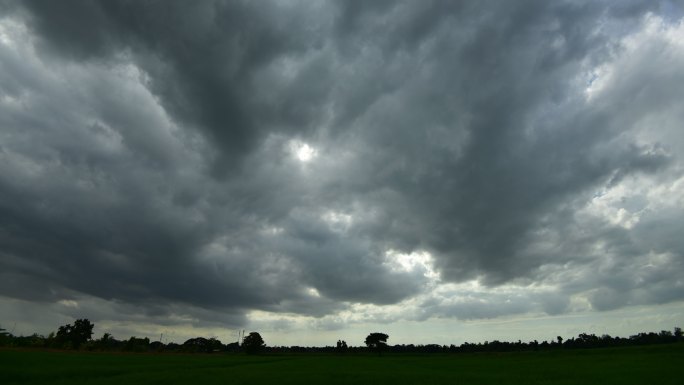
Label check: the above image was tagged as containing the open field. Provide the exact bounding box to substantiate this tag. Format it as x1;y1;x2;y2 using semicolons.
2;344;682;385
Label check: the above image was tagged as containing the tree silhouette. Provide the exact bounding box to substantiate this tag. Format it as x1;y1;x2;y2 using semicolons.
336;339;348;352
242;332;265;354
56;319;94;349
365;332;388;354
124;336;150;352
183;337;223;353
0;326;10;346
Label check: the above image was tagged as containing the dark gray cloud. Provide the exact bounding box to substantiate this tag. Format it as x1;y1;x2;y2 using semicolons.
1;0;683;335
18;0;335;172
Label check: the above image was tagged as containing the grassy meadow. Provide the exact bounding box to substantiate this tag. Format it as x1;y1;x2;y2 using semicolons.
1;343;682;385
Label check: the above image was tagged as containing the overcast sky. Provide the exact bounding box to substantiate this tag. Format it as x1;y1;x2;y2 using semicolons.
1;0;684;346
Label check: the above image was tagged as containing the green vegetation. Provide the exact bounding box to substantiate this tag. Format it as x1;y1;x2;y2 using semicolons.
1;343;682;385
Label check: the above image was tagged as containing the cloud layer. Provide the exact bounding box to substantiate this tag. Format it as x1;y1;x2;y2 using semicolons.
1;0;683;339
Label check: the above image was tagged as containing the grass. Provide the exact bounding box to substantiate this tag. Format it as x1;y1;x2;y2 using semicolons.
1;344;682;384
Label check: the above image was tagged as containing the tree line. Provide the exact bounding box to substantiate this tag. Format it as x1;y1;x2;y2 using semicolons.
0;321;681;354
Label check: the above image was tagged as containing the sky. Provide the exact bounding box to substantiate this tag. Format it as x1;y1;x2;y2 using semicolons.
1;0;684;347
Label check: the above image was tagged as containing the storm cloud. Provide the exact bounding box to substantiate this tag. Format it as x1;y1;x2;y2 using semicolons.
1;0;683;342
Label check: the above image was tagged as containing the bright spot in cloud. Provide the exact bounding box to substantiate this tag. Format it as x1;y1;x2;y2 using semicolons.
307;287;321;298
289;140;317;162
58;299;79;308
321;210;353;232
385;249;439;279
583;66;610;100
261;225;285;236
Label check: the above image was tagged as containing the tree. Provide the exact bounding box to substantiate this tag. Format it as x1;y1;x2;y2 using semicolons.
0;326;11;347
242;332;265;354
124;336;150;352
365;332;388;354
55;319;94;349
336;339;348;352
182;337;224;353
95;332;119;351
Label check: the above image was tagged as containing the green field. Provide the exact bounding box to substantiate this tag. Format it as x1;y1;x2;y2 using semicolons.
1;344;682;384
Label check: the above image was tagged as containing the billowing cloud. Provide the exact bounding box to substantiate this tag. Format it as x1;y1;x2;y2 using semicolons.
1;0;683;343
